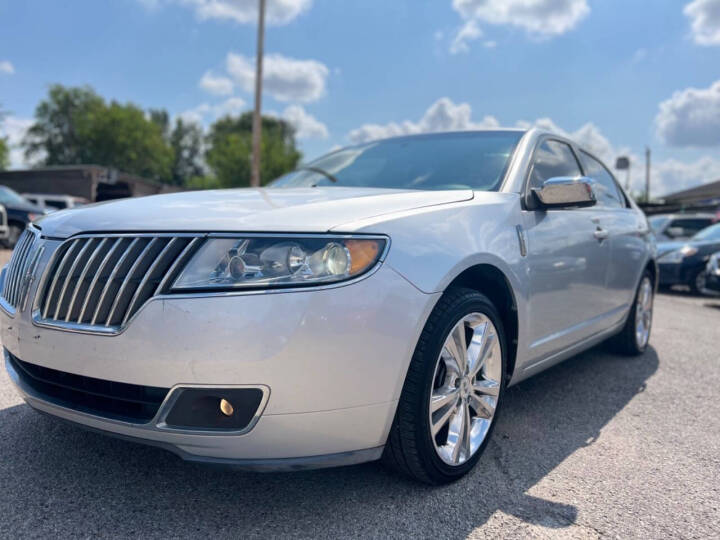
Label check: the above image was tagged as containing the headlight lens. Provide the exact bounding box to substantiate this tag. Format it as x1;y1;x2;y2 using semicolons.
172;236;386;291
658;245;697;263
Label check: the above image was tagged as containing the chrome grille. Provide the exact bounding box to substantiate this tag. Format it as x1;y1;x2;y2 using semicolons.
1;229;39;311
37;235;200;332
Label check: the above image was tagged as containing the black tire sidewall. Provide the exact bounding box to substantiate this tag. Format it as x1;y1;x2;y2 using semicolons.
415;291;507;481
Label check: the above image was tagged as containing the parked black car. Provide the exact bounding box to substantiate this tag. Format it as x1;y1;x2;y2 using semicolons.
706;252;720;294
657;222;720;294
648;213;717;242
0;186;46;248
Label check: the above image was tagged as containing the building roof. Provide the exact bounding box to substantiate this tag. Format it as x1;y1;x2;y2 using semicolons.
663;178;720;203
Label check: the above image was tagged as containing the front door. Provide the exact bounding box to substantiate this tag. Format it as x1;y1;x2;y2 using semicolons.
522;139;611;362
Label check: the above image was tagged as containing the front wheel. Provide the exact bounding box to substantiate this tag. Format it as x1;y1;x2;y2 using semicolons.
383;288;506;484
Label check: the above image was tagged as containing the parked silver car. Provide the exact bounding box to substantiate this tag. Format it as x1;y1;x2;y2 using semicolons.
1;129;656;484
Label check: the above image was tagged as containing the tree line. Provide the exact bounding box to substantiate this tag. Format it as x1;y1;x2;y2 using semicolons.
1;84;303;188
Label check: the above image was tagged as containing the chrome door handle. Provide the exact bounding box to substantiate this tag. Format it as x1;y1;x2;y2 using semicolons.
594;228;609;241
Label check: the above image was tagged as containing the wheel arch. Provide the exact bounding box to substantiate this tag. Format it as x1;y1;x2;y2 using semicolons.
445;263;519;383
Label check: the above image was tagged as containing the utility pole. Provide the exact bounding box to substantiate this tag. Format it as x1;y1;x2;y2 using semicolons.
645;147;651;202
250;0;266;188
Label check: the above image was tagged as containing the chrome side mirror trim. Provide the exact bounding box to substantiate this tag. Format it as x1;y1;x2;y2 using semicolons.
532;176;596;209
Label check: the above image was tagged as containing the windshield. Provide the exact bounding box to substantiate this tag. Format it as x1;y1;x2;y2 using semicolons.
0;186;30;206
693;222;720;241
270;131;523;191
648;216;670;233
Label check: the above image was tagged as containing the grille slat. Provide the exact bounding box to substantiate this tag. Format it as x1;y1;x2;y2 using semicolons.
77;237;123;324
122;237;180;326
105;238;159;327
90;238;142;325
37;234;196;332
65;237;109;322
1;229;38;310
53;238;93;320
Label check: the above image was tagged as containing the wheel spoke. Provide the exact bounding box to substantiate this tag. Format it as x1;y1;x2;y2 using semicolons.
470;327;496;379
469;393;495;419
473;379;500;398
461;402;472;459
448;407;465;463
445;322;468;373
431;402;457;437
430;387;459;413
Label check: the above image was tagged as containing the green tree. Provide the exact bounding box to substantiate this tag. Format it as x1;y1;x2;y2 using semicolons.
169;119;204;186
23;84;173;182
0;137;9;170
23;85;104;165
205;112;301;187
0;104;10;170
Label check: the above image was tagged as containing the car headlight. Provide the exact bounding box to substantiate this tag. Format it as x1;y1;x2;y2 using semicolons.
172;236;387;291
708;253;720;275
658;245;698;263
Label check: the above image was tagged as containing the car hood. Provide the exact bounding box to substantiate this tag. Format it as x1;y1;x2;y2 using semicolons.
35;187;474;238
657;239;720;257
656;241;686;257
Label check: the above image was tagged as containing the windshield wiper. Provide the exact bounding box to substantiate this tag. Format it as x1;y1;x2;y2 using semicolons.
295;166;339;185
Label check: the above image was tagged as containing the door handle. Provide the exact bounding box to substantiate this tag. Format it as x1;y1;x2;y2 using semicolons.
594;227;609;241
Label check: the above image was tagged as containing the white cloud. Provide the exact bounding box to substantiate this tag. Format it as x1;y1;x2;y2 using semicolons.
345;97;720;197
179;96;247;124
139;0;312;25
348;97;500;144
653;156;720;196
226;52;329;103
199;71;234;96
684;0;720;45
452;0;589;37
281;105;328;139
450;19;482;54
215;96;247;116
655;80;720;147
0;116;33;168
0;60;14;75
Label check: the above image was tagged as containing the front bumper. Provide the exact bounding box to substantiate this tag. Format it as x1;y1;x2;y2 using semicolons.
2;261;438;468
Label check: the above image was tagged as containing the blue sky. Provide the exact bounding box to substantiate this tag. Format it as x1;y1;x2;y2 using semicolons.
1;0;719;196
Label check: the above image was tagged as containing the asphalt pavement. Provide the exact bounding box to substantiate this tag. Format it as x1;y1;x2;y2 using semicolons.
0;286;718;539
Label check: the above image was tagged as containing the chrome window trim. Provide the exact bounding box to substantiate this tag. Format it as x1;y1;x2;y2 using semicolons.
29;231;390;337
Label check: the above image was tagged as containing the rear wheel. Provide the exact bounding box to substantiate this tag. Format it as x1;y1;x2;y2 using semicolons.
383;288;506;484
3;224;23;249
689;269;708;296
610;271;654;355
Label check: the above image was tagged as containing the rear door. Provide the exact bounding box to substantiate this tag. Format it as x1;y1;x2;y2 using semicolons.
522;139;612;361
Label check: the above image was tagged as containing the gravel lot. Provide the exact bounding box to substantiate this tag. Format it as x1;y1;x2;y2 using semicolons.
0;259;718;538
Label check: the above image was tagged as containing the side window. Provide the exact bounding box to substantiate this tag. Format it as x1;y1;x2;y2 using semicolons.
529;140;582;190
671;218;713;237
580;151;624;208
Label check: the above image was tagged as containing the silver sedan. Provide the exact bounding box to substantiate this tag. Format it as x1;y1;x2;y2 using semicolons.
1;128;656;483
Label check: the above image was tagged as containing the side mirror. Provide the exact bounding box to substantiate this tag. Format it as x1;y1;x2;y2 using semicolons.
532;177;596;209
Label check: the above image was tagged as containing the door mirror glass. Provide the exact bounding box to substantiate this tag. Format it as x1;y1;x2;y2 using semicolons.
532;177;596;209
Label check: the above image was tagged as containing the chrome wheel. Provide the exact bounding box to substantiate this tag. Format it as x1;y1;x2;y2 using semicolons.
429;313;502;466
635;277;653;349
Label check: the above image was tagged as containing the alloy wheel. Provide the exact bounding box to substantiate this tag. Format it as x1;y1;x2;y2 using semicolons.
428;313;502;466
635;277;653;349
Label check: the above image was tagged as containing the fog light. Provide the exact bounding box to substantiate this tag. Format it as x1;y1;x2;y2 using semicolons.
219;398;234;417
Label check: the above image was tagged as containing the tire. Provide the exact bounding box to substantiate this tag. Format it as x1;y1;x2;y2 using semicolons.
3;224;23;249
610;271;654;356
689;269;708;296
383;287;507;484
